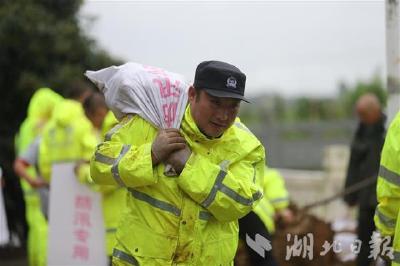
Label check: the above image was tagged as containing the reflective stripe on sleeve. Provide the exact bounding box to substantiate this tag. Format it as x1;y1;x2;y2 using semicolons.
201;168;227;208
105;123;124;141
375;209;396;229
201;160;262;208
111;145;131;187
94;150;116;165
379;165;400;186
219;184;262;206
105;115;133;141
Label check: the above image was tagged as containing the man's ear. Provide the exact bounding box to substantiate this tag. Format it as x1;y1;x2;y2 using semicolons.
188;86;196;102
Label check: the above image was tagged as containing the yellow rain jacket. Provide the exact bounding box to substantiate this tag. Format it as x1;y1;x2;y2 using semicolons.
15;88;62;266
90;106;265;265
253;168;289;234
39;99;98;182
375;111;400;265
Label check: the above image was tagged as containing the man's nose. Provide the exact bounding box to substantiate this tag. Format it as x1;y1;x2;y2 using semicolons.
215;108;229;121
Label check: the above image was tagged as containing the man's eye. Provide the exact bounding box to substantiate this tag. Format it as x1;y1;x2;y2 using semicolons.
230;104;239;110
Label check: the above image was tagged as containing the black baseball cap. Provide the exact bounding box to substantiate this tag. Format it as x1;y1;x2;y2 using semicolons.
193;60;249;102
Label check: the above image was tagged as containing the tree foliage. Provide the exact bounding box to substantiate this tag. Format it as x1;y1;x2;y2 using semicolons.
339;75;387;116
240;75;387;127
0;0;119;137
0;0;119;241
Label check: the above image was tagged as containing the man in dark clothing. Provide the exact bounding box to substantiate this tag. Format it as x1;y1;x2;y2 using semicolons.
344;93;386;266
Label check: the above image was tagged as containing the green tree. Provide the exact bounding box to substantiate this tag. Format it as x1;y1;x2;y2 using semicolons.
0;0;119;135
0;0;119;243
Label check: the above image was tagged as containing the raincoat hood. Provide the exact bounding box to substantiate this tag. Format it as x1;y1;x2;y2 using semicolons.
51;99;85;127
27;88;62;120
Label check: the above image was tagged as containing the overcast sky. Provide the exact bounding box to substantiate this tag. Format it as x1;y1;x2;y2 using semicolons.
80;0;385;98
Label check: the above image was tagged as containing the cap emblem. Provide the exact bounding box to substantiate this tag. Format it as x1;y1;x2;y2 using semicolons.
226;76;237;89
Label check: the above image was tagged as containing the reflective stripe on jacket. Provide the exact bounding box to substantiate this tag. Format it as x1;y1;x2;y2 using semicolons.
90;105;265;265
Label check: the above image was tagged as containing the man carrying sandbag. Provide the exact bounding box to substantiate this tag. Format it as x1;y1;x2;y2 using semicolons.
90;60;265;266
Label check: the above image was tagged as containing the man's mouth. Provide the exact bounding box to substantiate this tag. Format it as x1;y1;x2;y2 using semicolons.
210;121;228;128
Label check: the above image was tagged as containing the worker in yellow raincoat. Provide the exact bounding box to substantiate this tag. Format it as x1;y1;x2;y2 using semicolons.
374;110;400;265
14;88;62;266
91;60;265;265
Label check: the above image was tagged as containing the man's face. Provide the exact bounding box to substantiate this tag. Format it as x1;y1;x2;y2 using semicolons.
88;107;108;130
188;87;240;138
356;103;380;125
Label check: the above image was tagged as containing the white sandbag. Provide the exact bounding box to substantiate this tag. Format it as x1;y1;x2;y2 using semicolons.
85;62;189;129
47;163;107;266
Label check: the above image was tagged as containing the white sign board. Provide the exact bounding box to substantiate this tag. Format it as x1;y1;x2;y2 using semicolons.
47;163;107;266
0;175;9;245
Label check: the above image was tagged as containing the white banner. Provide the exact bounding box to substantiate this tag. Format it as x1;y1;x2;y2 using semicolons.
0;174;9;245
47;163;107;266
